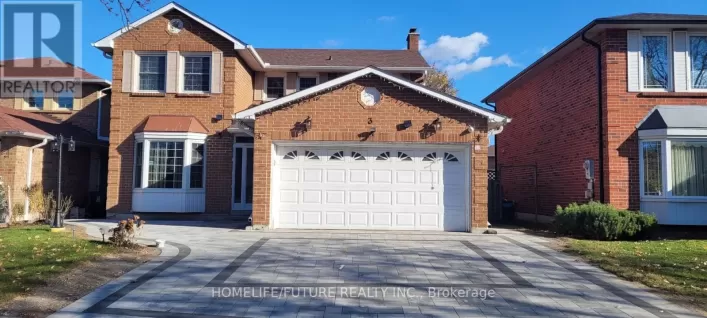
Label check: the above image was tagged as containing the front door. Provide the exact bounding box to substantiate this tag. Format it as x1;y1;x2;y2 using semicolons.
232;137;254;211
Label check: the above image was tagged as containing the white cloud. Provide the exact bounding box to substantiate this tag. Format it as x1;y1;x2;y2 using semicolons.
377;16;396;22
420;32;515;78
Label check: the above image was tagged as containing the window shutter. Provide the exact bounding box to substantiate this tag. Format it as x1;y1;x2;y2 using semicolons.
166;51;179;93
286;72;297;94
211;51;223;94
673;31;689;92
627;30;641;92
253;72;264;101
122;50;135;93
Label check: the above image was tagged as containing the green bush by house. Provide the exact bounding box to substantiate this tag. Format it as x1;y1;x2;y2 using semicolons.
555;202;657;240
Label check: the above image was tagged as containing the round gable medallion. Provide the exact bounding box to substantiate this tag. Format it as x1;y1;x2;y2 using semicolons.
359;87;381;107
167;19;184;34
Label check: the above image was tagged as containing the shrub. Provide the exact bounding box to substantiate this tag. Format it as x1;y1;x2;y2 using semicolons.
108;215;146;247
555;202;657;240
0;179;7;223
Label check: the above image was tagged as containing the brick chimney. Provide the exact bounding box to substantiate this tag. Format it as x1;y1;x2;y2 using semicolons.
406;28;419;51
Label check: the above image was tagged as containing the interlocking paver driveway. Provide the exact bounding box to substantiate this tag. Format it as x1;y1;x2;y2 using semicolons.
52;221;704;318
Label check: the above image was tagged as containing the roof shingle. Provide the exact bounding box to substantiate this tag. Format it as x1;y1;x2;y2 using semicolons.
0;107;105;146
256;49;430;68
0;57;104;80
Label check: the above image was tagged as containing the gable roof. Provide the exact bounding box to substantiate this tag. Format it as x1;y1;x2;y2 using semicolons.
92;2;247;52
0;107;106;146
0;57;109;84
637;106;707;130
483;12;707;103
235;67;509;126
255;49;429;69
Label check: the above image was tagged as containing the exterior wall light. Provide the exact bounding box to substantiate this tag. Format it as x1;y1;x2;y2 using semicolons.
432;118;442;131
303;116;312;131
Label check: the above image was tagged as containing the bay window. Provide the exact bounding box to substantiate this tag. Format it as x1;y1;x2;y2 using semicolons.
640;139;707;199
132;132;207;212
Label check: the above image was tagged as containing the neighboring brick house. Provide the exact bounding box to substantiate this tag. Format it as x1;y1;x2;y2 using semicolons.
93;2;510;231
483;13;707;225
0;58;111;221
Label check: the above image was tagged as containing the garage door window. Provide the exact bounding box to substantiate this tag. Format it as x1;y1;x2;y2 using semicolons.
330;151;344;161
283;151;297;160
305;150;320;160
398;152;412;161
423;152;437;162
376;152;390;161
444;153;459;162
352;152;366;161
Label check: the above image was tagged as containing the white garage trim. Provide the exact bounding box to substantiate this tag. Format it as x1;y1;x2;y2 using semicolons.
269;142;471;231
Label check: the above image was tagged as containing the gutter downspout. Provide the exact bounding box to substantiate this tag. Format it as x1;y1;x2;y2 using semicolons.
24;138;49;220
581;31;605;203
484;101;499;174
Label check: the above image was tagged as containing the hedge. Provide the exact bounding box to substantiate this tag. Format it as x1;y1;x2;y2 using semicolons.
555;202;657;240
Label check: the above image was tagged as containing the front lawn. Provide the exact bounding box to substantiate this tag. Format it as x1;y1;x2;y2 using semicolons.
0;225;115;303
564;239;707;311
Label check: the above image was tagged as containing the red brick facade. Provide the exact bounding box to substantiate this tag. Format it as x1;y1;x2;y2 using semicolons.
252;77;489;229
494;29;707;216
104;8;496;230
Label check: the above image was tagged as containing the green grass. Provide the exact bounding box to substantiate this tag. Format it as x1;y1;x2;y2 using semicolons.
0;225;115;303
565;238;707;309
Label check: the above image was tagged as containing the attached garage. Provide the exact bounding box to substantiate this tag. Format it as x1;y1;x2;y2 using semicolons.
272;144;469;231
235;67;510;232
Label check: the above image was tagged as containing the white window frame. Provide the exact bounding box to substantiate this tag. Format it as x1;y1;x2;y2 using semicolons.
638;31;673;92
133;132;207;191
296;74;319;91
24;90;45;110
639;132;707;202
686;32;707;92
180;53;212;93
56;91;74;110
264;75;286;100
134;52;168;93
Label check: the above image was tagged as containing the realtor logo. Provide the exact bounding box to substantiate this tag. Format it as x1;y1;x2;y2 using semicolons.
0;1;82;96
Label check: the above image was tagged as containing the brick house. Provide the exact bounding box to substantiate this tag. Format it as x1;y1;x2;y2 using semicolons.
483;13;707;225
93;2;510;231
0;58;111;221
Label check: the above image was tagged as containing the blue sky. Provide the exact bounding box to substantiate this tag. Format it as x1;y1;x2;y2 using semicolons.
82;0;706;105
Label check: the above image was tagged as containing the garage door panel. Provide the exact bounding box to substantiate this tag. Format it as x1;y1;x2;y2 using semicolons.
372;191;392;205
349;170;369;183
303;169;323;182
349;191;369;204
326;169;346;183
280;168;299;182
302;190;322;204
274;145;469;231
325;190;345;204
280;190;298;203
348;211;369;226
372;170;393;183
301;211;322;225
325;211;345;226
372;212;393;226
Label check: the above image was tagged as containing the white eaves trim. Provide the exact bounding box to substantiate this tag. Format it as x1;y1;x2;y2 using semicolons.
235;67;510;124
92;2;246;51
0;131;55;141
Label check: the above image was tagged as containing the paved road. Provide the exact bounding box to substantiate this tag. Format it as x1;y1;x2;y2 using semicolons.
52;221;703;318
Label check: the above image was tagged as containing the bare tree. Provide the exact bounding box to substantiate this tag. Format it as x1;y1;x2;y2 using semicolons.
100;0;153;29
423;66;458;96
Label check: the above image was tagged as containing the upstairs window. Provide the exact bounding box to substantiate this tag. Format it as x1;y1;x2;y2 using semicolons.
689;35;707;90
641;34;670;90
138;54;166;92
265;77;284;99
57;91;74;109
183;55;211;92
26;91;44;109
298;77;317;90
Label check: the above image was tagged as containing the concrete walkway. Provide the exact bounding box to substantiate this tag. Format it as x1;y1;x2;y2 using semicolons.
50;220;703;318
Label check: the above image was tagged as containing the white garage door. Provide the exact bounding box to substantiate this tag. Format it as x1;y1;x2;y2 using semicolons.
273;144;469;231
